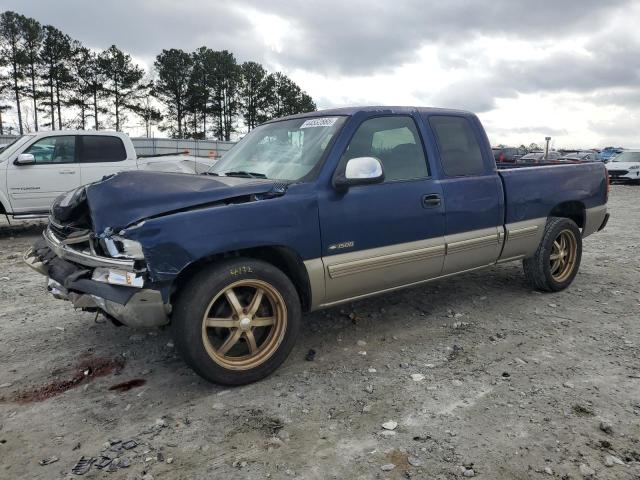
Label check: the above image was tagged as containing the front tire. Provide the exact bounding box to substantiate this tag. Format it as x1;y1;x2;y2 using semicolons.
172;258;301;385
523;217;582;292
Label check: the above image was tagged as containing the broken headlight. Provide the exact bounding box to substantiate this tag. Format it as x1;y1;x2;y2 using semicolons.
92;268;144;288
102;236;145;260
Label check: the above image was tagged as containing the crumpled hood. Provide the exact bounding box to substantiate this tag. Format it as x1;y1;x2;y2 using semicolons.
83;170;284;233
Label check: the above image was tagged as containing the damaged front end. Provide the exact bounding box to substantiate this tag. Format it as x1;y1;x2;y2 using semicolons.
24;187;170;327
24;171;291;328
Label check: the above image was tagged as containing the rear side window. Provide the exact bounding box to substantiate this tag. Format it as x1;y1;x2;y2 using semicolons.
429;116;485;176
80;136;127;163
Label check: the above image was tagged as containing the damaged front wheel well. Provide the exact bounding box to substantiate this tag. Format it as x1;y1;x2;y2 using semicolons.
170;246;312;312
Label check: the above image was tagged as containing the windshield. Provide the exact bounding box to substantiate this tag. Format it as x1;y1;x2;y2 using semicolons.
612;152;640;163
208;116;346;181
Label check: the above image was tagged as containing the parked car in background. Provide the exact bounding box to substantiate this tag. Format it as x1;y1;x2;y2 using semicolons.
606;150;640;182
559;151;599;163
25;106;609;385
0;131;214;219
599;147;624;163
492;146;523;163
517;151;562;163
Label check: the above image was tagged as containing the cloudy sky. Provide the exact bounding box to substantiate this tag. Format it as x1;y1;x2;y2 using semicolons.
4;0;640;148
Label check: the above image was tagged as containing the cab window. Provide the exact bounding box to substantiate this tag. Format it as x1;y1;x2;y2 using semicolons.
24;136;76;164
429;116;485;176
341;116;428;181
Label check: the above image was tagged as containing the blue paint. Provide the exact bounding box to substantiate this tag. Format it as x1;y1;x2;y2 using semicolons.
498;162;607;223
85;170;280;233
80;107;608;297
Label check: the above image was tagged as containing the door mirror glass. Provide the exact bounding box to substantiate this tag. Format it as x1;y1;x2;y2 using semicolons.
334;156;384;190
15;153;36;165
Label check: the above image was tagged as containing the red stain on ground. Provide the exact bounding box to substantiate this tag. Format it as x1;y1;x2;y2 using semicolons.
11;355;126;404
108;378;146;392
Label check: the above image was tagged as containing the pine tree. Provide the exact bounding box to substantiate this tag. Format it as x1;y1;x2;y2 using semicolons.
209;50;239;141
40;25;72;130
129;77;161;137
266;72;316;119
20;14;42;131
154;48;192;138
187;47;214;138
0;11;26;134
98;45;144;131
238;61;272;130
68;43;104;129
0;54;11;135
0;11;318;138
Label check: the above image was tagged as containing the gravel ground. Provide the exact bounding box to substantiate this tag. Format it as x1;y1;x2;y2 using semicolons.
0;185;638;480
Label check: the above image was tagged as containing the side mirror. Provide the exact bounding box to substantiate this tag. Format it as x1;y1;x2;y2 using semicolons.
15;153;36;166
333;156;384;191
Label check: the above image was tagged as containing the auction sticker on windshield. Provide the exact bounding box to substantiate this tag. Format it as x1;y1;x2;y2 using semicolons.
300;117;338;128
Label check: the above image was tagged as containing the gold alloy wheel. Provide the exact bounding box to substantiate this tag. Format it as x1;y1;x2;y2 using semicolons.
549;229;578;282
201;279;287;370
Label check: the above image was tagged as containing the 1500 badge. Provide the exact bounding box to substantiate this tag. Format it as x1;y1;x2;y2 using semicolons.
328;241;355;251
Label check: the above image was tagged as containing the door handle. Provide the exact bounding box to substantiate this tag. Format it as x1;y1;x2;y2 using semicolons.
59;169;76;175
422;194;441;207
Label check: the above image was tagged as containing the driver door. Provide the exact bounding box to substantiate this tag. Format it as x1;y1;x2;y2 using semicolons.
6;135;81;214
317;115;446;305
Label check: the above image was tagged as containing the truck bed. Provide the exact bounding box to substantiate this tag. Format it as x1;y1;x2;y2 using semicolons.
497;161;608;226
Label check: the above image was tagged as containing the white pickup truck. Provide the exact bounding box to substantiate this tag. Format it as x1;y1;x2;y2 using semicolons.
0;130;214;219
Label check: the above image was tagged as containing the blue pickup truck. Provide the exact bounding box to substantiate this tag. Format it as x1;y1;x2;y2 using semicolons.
25;107;609;385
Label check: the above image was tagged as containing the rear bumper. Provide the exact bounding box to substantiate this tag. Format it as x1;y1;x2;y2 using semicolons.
24;238;170;328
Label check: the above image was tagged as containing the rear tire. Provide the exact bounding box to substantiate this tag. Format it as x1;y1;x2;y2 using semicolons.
523;217;582;292
172;258;301;385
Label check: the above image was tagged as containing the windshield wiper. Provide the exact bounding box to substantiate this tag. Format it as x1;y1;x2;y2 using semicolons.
222;171;268;179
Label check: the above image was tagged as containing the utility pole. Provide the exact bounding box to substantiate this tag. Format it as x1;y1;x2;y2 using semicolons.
544;136;551;160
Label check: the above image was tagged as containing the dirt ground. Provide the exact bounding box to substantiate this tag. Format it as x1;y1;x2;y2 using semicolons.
0;185;639;480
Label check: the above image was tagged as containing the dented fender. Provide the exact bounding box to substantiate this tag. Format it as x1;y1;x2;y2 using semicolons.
122;183;321;284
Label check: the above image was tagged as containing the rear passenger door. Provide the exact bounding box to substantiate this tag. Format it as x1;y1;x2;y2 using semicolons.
426;115;504;274
79;135;137;185
318;114;446;305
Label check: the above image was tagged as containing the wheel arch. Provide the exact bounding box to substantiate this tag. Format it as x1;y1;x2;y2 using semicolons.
170;245;313;312
549;201;586;229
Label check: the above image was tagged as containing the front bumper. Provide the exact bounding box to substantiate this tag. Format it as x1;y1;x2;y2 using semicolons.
24;231;170;328
608;169;640;180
